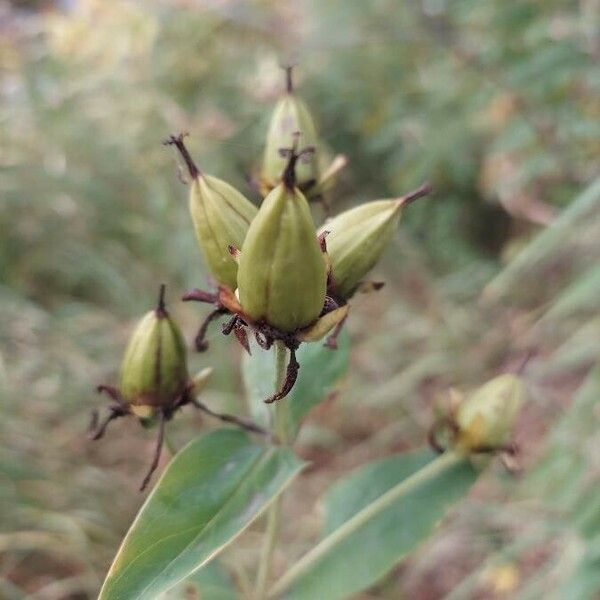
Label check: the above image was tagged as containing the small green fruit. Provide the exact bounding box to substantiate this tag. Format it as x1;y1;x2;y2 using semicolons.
320;184;431;299
119;286;189;409
165;134;258;289
190;175;257;289
319;200;401;299
456;374;525;452
261;68;320;196
237;179;327;333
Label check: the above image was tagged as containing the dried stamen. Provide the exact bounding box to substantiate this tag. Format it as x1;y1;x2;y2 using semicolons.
265;347;300;404
139;412;166;491
192;399;271;437
325;313;347;350
88;404;129;441
280;133;316;189
194;308;227;352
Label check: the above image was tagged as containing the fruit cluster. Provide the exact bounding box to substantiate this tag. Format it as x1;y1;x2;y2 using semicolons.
171;68;431;402
91;67;430;489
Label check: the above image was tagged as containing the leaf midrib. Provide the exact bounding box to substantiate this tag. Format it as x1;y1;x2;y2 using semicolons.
270;451;464;598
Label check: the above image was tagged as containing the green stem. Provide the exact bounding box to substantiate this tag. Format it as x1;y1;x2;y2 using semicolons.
255;342;289;599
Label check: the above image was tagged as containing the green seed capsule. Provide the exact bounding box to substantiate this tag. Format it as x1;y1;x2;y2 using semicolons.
166;134;258;289
319;199;401;299
189;175;258;289
237;179;327;332
119;290;189;410
320;185;431;300
261;69;320;196
455;374;525;452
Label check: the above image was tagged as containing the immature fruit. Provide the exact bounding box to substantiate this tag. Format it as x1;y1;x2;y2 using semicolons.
319;200;401;299
455;374;525;452
189;175;257;289
237;181;327;332
165;134;258;289
119;287;189;409
261;69;320;196
320;184;431;299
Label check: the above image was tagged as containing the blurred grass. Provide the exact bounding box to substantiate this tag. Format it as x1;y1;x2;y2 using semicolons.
0;0;599;598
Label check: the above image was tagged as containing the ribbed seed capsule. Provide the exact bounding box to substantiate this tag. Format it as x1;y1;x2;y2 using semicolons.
456;374;525;452
261;69;320;196
166;134;258;289
320;184;431;299
237;177;327;332
189;175;257;289
119;287;188;412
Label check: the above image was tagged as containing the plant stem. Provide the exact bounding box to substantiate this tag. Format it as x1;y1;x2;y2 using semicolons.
255;342;289;599
255;495;282;600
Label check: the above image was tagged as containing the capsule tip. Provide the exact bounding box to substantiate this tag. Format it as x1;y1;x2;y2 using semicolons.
396;182;433;208
156;284;167;317
280;63;296;93
163;133;200;179
281;133;315;190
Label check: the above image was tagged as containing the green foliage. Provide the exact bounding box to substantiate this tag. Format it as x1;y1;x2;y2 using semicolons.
286;332;350;431
523;365;600;600
446;364;600;600
99;429;304;599
274;451;478;599
1;1;599;598
484;178;600;302
160;562;237;600
243;331;350;438
322;449;438;536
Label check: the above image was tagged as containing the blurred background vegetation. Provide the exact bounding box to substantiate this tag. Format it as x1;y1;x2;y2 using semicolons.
1;0;599;598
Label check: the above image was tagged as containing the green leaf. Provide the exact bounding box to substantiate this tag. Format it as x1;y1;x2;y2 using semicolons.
273;451;478;600
242;337;277;430
451;366;600;600
484;177;600;300
287;330;350;433
160;562;237;600
99;429;304;600
541;261;600;322
242;331;350;437
323;448;438;535
526;365;600;599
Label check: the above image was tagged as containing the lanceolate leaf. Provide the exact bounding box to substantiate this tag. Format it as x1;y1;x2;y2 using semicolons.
99;429;304;600
242;336;277;429
287;330;350;433
484;177;600;300
323;449;437;535
160;562;237;600
273;450;478;600
526;365;600;599
242;331;350;437
541;261;600;322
